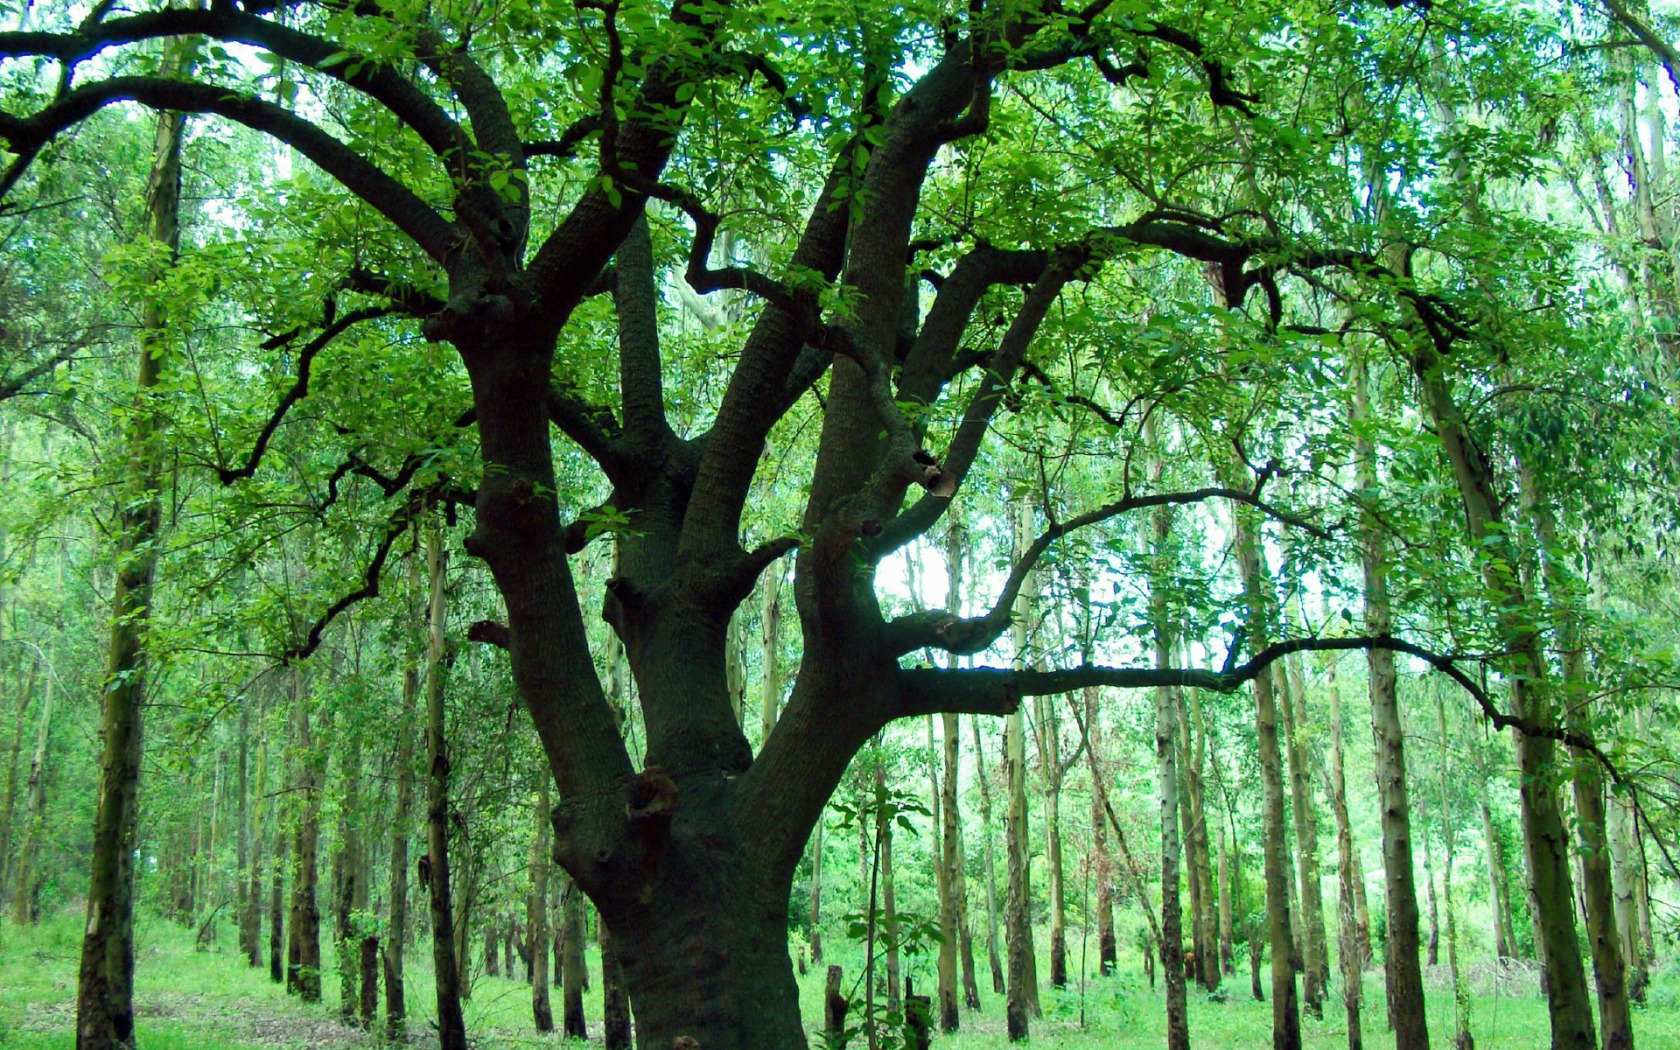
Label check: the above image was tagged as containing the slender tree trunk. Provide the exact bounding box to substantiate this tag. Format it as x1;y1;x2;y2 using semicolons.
1282;647;1327;1009
1232;505;1300;1050
809;813;824;964
938;712;961;1031
385;647;418;1040
760;558;783;748
336;737;364;1022
530;776;554;1031
1423;804;1440;968
1184;685;1219;992
1481;798;1513;960
1218;819;1235;977
422;519;468;1050
1036;696;1068;990
1150;475;1191;1050
1004;505;1037;1040
289;681;324;1004
246;701;266;967
1088;699;1118;978
1327;660;1363;1050
1352;351;1431;1050
1414;353;1597;1050
11;660;49;925
0;628;26;910
74;75;187;1050
974;714;1005;994
1436;689;1474;1050
1524;469;1634;1050
269;831;285;984
235;701;251;959
561;878;587;1039
879;757;902;1013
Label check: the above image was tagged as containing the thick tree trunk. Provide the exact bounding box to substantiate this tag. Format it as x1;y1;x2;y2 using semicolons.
76;81;185;1050
1352;352;1431;1050
422;521;468;1050
1327;660;1363;1050
530;777;554;1031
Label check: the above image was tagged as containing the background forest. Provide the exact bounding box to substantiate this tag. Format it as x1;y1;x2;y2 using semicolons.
0;0;1678;1048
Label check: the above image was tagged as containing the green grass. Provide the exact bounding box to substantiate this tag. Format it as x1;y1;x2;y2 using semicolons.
2;910;1675;1048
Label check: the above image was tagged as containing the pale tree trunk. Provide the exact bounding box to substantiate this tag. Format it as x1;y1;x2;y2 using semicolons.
1232;503;1300;1050
1004;504;1037;1040
1087;686;1118;978
1423;800;1440;968
530;776;554;1031
75;65;186;1050
1278;647;1326;1015
1610;793;1648;1001
974;714;1006;994
1217;819;1235;977
1183;684;1219;992
1150;478;1190;1050
1436;689;1474;1050
937;710;961;1029
1035;691;1068;990
1352;350;1430;1050
422;519;468;1050
1326;659;1363;1050
760;558;784;748
1480;798;1517;962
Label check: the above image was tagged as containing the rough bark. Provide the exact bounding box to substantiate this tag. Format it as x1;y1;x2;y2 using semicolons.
384;639;418;1041
288;683;324;1004
336;737;364;1023
600;917;633;1050
1352;351;1430;1050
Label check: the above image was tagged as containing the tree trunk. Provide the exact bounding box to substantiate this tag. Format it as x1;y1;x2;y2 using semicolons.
0;634;29;908
1089;710;1119;977
1481;799;1514;960
1523;468;1634;1050
1281;647;1327;1011
246;701;266;968
1352;351;1431;1050
289;682;324;1004
236;700;252;960
879;757;902;1013
336;737;364;1023
600;917;633;1050
561;878;587;1039
269;832;285;984
1327;659;1363;1050
1423;801;1440;968
760;558;783;748
1436;689;1474;1050
1414;353;1597;1050
1183;684;1219;992
76;73;186;1050
1217;819;1235;977
809;813;824;965
530;777;554;1031
1232;503;1301;1050
10;658;48;925
486;923;500;977
937;712;961;1031
385;644;418;1039
1151;479;1190;1050
974;714;1006;995
422;519;468;1050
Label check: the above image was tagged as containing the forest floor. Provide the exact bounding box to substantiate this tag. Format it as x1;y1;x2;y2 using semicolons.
2;910;1677;1049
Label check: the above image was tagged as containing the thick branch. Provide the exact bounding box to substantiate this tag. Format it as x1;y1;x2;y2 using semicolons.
1;77;457;259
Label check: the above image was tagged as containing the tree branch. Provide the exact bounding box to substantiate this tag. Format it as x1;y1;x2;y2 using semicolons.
1;77;458;260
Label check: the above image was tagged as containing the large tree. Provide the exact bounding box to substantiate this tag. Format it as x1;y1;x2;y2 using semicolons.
2;1;1626;1047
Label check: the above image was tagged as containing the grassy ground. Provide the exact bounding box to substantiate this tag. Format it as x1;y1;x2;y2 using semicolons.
2;910;1675;1048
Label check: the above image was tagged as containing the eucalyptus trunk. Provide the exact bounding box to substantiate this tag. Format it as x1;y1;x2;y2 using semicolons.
1352;351;1430;1050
